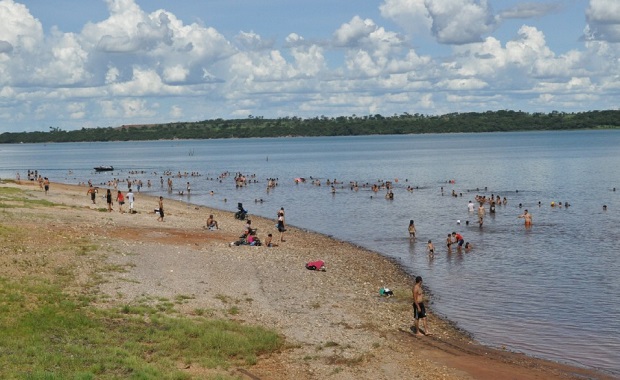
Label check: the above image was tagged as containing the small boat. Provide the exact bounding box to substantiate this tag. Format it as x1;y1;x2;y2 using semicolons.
94;166;114;172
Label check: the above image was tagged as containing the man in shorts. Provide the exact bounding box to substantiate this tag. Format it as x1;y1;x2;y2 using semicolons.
412;276;430;336
452;232;465;249
126;188;135;213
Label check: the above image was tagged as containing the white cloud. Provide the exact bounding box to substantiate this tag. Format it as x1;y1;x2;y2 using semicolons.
67;102;86;119
379;0;432;36
162;64;189;83
170;105;183;118
585;0;620;42
0;0;43;51
334;16;380;47
109;67;184;96
0;0;618;132
124;99;156;118
105;66;120;84
236;31;273;50
425;0;498;44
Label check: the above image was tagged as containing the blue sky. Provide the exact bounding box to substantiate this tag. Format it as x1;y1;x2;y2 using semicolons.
0;0;618;132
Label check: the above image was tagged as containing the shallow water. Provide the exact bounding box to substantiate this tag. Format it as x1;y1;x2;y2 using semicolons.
1;130;619;375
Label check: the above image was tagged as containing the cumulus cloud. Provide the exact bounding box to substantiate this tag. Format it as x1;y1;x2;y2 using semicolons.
0;0;618;131
379;0;432;36
585;0;620;42
235;31;274;50
426;0;498;44
380;0;501;45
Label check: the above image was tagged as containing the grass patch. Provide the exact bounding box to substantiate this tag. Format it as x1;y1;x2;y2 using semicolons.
0;187;59;208
0;277;283;379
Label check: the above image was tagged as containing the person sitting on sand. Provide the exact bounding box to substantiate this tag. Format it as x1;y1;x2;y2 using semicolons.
246;231;260;246
264;234;278;247
206;214;218;230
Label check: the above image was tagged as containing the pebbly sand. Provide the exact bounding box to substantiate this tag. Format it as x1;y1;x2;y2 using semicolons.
1;179;614;380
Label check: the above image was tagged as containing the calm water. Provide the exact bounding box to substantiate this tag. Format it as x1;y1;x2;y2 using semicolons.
1;130;619;375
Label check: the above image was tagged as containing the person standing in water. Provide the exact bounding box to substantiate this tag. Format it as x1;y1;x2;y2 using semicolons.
427;240;435;258
518;209;532;227
408;220;416;241
477;203;486;227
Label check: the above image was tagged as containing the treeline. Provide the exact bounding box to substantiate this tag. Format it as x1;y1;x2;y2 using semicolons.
1;110;619;143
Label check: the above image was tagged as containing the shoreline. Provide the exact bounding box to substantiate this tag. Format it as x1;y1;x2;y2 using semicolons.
2;179;614;379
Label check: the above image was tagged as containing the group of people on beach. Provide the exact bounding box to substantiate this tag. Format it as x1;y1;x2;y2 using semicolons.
229;207;287;247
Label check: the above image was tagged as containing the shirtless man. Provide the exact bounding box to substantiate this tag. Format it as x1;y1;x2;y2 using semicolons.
206;214;218;230
264;233;278;247
412;276;429;336
87;185;97;204
427;240;435;258
518;209;532;227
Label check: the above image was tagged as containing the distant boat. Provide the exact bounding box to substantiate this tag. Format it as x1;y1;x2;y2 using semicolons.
94;166;114;172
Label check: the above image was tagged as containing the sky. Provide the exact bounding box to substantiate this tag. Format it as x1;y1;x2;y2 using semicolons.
0;0;619;132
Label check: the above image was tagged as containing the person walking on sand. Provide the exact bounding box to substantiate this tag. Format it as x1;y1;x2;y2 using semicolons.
157;196;164;222
478;203;486;227
87;185;97;204
43;177;50;195
277;207;286;242
106;189;113;212
408;220;416;241
116;190;125;213
412;276;430;336
126;188;135;213
518;209;532;227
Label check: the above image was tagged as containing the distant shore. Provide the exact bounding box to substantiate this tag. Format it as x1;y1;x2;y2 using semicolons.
1;178;614;379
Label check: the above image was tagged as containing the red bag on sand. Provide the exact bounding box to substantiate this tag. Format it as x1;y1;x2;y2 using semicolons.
305;260;325;271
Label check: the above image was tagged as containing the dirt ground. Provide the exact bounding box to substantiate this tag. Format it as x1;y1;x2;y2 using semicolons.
1;180;614;380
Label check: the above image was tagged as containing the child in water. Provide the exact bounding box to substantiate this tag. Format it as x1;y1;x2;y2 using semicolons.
427;240;435;258
408;220;416;241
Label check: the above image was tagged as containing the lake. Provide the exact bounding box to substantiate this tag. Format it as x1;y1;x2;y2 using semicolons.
1;130;619;375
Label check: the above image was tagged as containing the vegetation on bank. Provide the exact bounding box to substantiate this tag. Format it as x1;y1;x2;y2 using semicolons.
0;185;283;379
1;109;619;143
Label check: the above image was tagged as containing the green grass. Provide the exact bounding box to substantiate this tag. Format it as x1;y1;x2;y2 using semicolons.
0;185;284;378
0;186;59;208
0;277;283;379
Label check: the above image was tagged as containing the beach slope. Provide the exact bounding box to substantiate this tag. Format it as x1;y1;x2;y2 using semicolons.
0;180;613;380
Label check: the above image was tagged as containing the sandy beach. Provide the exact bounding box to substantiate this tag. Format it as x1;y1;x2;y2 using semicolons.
0;179;614;380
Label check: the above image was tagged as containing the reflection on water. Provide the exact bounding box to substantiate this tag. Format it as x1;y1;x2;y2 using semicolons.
1;130;619;375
